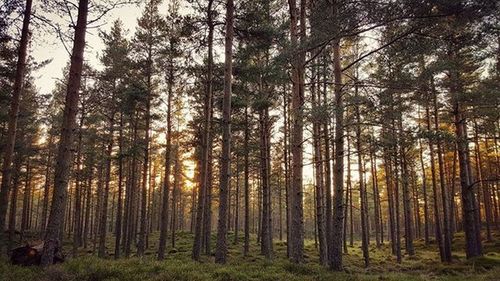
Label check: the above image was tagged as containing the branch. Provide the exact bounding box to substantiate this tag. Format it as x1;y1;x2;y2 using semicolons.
341;27;416;72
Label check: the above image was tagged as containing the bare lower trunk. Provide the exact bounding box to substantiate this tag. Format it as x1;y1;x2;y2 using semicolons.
288;0;306;264
244;106;250;256
330;34;344;270
192;0;214;261
214;0;234;263
98;112;115;257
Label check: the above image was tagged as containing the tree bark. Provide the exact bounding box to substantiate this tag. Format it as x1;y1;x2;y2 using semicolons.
214;0;234;263
330;33;345;271
41;0;89;266
114;113;124;259
158;59;174;259
0;0;32;237
244;105;250;256
192;0;214;261
288;0;306;264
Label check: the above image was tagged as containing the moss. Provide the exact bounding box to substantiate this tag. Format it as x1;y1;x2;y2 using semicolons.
1;231;499;281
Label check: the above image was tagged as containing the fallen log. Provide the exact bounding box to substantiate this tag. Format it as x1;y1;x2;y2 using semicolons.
10;242;65;266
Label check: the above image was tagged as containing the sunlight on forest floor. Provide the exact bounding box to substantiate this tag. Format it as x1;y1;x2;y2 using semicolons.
1;231;500;281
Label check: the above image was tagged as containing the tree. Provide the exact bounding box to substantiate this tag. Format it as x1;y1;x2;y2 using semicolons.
287;0;306;264
214;0;234;264
41;0;89;266
97;19;130;258
0;0;32;243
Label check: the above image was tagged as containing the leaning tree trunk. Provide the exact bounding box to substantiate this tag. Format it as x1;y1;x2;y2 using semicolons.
214;0;234;264
0;0;32;238
41;0;89;266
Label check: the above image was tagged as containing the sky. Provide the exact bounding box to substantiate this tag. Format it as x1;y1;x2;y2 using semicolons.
32;2;147;95
28;0;367;186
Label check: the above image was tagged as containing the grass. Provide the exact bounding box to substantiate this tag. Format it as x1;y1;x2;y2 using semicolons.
0;231;499;281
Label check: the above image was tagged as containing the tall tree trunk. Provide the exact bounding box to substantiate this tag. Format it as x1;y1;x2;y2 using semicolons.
418;138;430;245
8;154;22;252
330;24;345;270
21;159;31;238
138;74;152;257
214;0;234;263
434;88;452;261
83;156;94;249
72;112;85;257
244;105;250;256
288;0;306;264
192;0;214;261
203;147;213;255
41;0;89;266
98;107;116;257
259;106;272;259
426;102;445;261
234;155;240;244
312;83;326;264
171;146;180;248
115;113;124;259
355;84;369;267
41;134;54;236
369;138;381;248
283;88;290;257
158;60;174;259
398;115;414;256
321;53;333;261
0;0;32;239
384;152;396;255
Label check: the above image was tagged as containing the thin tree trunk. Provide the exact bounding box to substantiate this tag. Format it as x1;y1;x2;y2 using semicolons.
234;155;240;244
41;134;54;236
72;112;85;257
192;0;214;261
7;154;22;251
312;68;326;264
244;105;250;256
369;138;381;248
355;84;369;267
418;138;430;245
214;0;234;263
115;113;124;259
98;107;116;257
259;106;273;259
158;61;174;259
330;23;345;270
426;102;445;261
398;114;414;256
434;87;452;261
288;0;306;264
171;146;180;248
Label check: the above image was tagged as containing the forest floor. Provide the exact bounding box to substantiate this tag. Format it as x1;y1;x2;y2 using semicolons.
1;231;500;281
